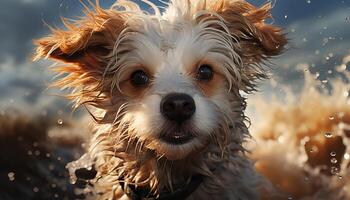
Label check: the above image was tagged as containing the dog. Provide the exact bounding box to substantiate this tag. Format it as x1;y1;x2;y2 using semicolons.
34;0;286;199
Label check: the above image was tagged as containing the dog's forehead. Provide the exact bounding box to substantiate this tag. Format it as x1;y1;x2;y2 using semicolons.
125;19;203;93
129;18;209;72
152;25;197;93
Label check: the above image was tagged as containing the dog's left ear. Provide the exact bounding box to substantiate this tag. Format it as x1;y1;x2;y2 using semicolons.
33;6;125;81
212;0;287;91
33;5;127;105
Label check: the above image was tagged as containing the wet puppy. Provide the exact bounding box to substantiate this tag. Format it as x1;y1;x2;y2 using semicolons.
34;0;286;199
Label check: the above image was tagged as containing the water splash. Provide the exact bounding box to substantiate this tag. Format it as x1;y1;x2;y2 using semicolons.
248;51;350;199
8;172;15;181
66;153;94;184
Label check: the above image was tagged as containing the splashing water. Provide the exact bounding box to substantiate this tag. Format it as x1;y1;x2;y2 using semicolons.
57;119;63;125
66;153;94;184
247;52;350;199
8;172;15;181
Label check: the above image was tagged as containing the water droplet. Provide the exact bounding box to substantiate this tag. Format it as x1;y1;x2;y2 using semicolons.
331;157;338;164
325;132;333;138
315;72;320;78
309;146;319;153
328;70;332;74
330;151;336;156
33;187;39;193
54;194;59;198
8;172;15;181
284;15;288;19
322;80;328;83
34;150;40;156
57;119;63;125
344;153;350;160
330;166;339;175
306;0;311;3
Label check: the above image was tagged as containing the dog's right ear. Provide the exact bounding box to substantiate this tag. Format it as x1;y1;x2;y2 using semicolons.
34;6;125;68
206;0;287;92
33;4;128;106
33;5;125;81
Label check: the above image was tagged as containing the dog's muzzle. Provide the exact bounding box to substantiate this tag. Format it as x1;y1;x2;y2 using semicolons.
160;93;196;144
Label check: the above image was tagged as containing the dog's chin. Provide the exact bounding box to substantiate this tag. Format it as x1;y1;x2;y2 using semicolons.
155;138;205;160
160;130;194;145
144;123;209;160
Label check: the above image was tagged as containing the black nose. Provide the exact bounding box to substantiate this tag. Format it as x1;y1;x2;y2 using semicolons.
160;93;196;123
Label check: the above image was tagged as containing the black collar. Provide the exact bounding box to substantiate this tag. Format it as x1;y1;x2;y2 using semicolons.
119;175;203;200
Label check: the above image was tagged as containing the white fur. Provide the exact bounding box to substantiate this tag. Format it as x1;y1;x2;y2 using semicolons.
57;0;276;199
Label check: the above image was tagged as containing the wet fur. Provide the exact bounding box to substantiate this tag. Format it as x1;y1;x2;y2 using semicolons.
34;0;286;199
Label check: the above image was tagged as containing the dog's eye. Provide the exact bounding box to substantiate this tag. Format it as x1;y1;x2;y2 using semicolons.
197;65;213;81
131;70;149;86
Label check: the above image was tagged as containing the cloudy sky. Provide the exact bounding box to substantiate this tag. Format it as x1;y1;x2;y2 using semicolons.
0;0;349;116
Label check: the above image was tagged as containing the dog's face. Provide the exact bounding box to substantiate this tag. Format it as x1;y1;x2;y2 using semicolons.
34;0;286;160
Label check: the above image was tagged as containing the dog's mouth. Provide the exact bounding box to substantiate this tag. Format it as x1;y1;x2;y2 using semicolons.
160;131;194;145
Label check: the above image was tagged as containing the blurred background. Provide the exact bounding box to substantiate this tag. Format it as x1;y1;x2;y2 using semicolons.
0;0;349;114
0;0;349;199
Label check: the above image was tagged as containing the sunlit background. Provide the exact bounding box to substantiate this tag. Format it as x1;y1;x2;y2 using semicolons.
0;0;349;199
0;0;349;114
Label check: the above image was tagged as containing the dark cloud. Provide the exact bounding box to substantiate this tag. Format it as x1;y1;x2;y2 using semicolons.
6;78;43;103
0;0;62;63
272;8;350;85
250;0;350;26
0;0;161;64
